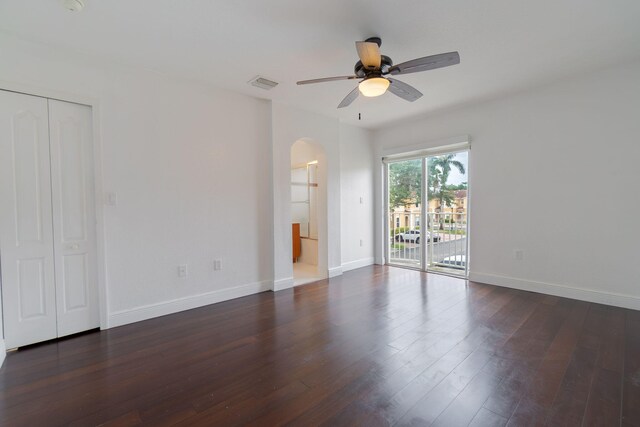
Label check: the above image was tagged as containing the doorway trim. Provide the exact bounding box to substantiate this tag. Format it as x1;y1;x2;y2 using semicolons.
0;80;109;330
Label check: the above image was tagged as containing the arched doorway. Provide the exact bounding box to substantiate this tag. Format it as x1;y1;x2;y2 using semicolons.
290;139;327;285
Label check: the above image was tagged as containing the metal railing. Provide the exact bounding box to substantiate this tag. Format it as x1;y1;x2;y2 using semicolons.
389;211;467;276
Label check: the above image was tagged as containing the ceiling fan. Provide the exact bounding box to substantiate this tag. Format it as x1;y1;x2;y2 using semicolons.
297;37;460;108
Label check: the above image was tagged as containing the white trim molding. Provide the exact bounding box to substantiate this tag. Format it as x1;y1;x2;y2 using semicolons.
381;135;470;161
0;339;5;368
470;272;640;311
328;266;343;278
107;280;272;328
273;277;294;292
342;257;375;272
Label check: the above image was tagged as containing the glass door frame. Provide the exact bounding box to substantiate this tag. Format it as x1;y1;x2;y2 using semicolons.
384;148;470;278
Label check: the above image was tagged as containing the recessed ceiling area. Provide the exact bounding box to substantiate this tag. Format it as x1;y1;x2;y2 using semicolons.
1;0;639;128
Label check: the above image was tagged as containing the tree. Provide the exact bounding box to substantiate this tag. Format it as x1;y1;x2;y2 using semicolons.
388;155;465;229
427;154;465;229
449;182;468;190
388;159;422;209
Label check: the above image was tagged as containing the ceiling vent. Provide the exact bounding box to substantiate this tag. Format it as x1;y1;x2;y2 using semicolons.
248;76;279;90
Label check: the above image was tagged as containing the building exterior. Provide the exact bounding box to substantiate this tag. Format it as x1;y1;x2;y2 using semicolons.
390;190;467;230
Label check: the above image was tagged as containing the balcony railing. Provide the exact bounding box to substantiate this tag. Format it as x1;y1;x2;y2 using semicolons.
389;211;467;276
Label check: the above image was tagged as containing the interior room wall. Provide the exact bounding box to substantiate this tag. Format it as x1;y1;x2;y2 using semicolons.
299;239;319;266
0;301;4;365
373;60;640;309
0;36;273;327
0;35;376;351
339;124;375;271
291;140;321;166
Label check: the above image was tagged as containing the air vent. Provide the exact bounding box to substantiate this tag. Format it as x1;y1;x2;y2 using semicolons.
248;76;279;90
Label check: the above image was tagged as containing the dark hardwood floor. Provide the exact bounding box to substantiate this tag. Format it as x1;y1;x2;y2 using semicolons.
1;265;639;426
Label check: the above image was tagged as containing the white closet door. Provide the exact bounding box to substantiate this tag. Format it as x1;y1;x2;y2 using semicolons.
0;90;58;349
48;99;99;337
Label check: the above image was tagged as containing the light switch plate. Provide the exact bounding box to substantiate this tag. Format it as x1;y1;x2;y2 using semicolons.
105;192;117;206
178;265;188;277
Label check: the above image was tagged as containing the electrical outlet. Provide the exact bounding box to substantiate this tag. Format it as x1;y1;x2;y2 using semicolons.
359;196;364;204
514;250;524;261
178;264;188;277
359;239;363;247
213;259;222;271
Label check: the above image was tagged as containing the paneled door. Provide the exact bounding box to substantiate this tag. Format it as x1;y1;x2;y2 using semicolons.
48;100;99;338
0;91;58;348
0;91;98;349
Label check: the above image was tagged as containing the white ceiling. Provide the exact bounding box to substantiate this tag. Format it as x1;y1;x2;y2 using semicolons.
1;0;639;129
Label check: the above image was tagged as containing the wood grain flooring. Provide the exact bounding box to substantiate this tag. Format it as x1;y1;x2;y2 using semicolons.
0;265;638;426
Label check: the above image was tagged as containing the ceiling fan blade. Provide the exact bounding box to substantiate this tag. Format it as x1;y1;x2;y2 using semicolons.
387;52;460;76
388;78;423;102
337;86;360;108
355;41;381;70
297;76;358;85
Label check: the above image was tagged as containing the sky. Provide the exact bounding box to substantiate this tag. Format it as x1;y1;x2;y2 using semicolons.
445;151;468;186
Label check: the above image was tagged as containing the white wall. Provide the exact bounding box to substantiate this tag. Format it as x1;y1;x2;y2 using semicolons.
0;36;377;359
0;294;4;365
291;140;321;166
299;239;318;266
0;36;273;328
374;60;640;309
339;124;375;271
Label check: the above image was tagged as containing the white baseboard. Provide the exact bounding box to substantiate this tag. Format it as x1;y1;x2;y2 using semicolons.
470;272;640;311
0;339;6;369
107;280;272;328
341;257;375;272
328;266;343;278
273;277;294;292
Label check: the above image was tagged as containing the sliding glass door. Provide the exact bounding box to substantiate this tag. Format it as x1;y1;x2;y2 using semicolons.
386;150;469;277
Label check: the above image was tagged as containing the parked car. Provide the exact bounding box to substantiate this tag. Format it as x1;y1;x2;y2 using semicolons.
435;255;466;269
394;230;440;243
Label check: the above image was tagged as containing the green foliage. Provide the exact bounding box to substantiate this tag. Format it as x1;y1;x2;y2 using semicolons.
448;182;468;190
427;154;465;229
388;159;422;209
427;154;466;206
443;229;466;235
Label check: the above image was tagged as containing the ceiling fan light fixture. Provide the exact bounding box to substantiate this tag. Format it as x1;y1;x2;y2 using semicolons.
296;38;459;108
358;77;389;97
